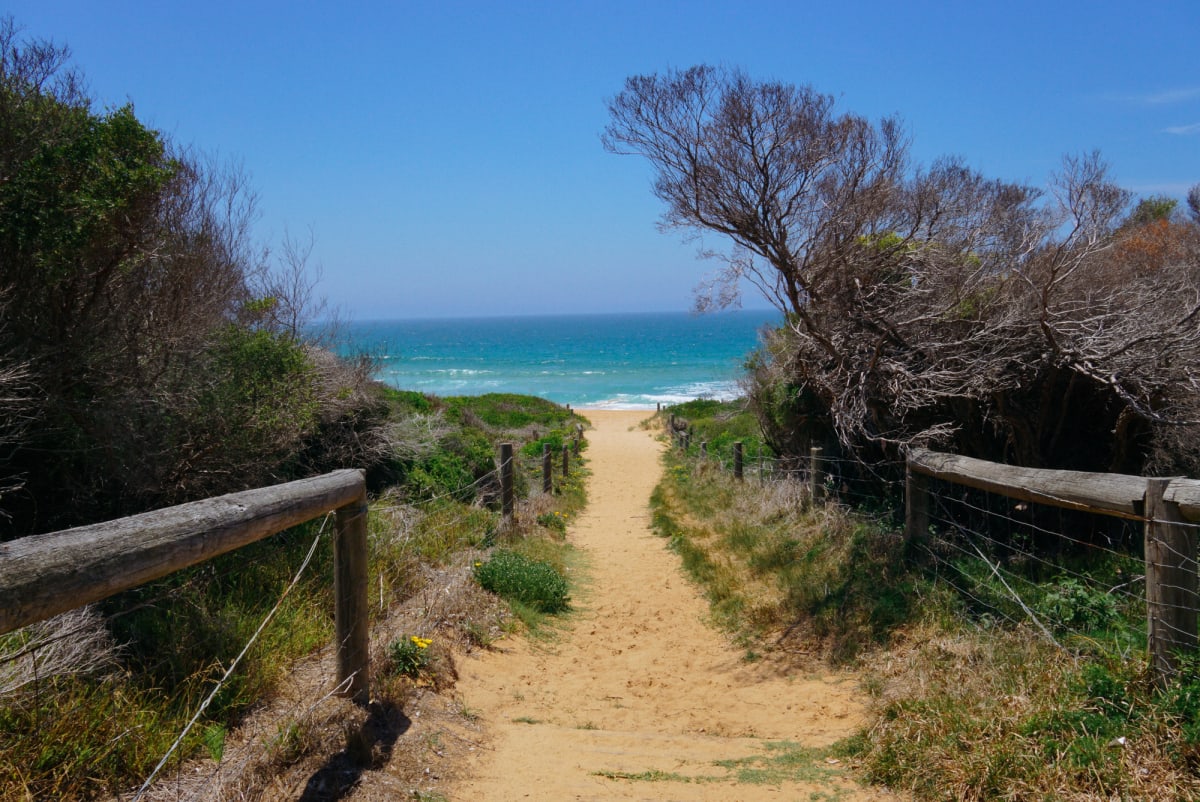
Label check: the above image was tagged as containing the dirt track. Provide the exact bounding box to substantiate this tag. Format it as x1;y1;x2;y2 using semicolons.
449;410;898;801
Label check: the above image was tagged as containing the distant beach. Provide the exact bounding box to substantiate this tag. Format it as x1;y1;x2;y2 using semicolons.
332;310;780;409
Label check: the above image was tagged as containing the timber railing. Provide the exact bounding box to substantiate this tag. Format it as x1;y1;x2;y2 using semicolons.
665;413;1200;685
0;468;371;703
905;448;1200;684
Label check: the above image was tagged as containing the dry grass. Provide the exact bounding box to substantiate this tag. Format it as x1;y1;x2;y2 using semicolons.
653;415;1200;799
653;457;909;662
0;606;117;698
853;623;1200;801
134;548;510;802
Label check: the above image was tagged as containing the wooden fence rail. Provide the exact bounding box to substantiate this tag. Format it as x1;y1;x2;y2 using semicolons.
906;447;1200;684
0;469;370;702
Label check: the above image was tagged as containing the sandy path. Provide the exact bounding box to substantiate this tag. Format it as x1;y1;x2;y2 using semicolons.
450;410;897;801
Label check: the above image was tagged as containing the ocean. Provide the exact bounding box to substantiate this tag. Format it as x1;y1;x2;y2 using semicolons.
332;310;780;409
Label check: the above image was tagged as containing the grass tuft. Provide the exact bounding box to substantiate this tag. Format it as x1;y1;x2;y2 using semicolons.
474;550;570;614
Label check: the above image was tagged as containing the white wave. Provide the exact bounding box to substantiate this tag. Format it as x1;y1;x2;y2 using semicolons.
576;381;744;411
429;368;494;376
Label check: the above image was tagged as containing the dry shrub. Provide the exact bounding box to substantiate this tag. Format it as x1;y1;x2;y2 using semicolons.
0;606;116;698
608;65;1200;476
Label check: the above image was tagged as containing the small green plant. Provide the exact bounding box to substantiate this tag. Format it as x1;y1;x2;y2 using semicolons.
1036;578;1119;634
536;510;569;534
474;550;570;613
202;723;227;762
388;635;432;677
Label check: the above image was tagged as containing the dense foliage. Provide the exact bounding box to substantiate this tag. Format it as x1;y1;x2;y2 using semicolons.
0;21;392;536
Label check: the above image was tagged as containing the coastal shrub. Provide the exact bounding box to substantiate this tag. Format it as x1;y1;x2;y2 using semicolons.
407;427;495;501
446;393;571;430
522;431;565;459
664;398;770;465
379;386;437;415
474;550;570;613
1035;578;1120;635
177;326;319;484
536;510;569;535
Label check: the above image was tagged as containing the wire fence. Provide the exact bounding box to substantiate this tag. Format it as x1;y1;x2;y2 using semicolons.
0;446;552;800
665;416;1199;683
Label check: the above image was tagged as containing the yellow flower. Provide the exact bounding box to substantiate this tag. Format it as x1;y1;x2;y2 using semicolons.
410;635;432;649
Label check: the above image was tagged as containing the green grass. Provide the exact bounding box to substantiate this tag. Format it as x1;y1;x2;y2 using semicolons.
660;398;770;467
714;741;841;786
651;413;1200;799
0;518;338;799
652;454;915;661
591;741;845;791
474;550;570;614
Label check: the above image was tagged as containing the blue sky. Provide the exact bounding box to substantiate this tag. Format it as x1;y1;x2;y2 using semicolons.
6;1;1198;319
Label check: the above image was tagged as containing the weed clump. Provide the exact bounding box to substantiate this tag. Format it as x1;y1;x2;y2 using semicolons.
388;635;432;677
474;550;570;613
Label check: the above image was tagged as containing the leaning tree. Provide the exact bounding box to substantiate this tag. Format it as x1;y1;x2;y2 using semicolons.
605;65;1200;474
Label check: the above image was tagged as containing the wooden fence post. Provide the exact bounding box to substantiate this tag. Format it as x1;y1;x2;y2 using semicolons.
733;441;744;480
905;463;930;546
542;443;552;494
500;443;514;523
562;444;570;478
809;447;824;502
1145;478;1199;684
700;441;708;460
573;435;581;456
334;494;370;703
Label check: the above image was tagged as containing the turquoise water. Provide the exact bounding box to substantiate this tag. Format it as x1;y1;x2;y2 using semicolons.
333;310;779;409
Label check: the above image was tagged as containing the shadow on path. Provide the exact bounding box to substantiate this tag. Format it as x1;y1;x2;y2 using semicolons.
298;701;410;801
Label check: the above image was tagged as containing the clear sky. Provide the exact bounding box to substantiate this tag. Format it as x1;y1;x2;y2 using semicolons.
6;1;1198;319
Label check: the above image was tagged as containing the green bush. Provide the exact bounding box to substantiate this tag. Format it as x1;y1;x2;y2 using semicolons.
378;386;436;414
446;393;572;430
474;550;570;613
523;432;565;459
1036;578;1119;634
536;511;569;535
665;398;770;464
408;427;495;501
